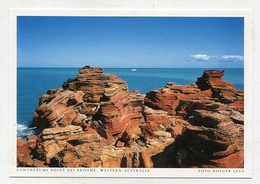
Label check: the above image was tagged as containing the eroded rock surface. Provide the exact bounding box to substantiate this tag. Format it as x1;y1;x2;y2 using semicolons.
17;67;244;168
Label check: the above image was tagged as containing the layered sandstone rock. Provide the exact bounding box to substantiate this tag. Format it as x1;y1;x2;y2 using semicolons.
31;66;145;142
196;70;243;105
144;82;212;115
17;67;244;168
147;70;244;168
17;135;45;167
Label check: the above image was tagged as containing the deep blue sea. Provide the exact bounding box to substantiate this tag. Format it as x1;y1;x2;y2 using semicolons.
17;68;244;138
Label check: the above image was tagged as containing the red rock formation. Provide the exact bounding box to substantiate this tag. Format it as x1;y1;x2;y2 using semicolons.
17;67;244;168
149;70;244;168
31;66;145;143
196;70;243;104
17;135;46;167
144;82;212;115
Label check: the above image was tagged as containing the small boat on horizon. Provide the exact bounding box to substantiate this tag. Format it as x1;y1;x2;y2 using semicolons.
131;69;137;72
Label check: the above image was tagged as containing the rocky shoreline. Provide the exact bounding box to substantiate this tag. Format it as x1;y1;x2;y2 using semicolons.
17;66;244;168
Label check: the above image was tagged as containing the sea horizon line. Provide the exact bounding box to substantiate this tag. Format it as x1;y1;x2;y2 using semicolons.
17;66;244;69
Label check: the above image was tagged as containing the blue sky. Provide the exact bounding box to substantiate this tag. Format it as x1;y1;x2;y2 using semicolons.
17;16;244;68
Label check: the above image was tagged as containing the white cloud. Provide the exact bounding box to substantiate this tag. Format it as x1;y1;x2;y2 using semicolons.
222;55;244;61
190;54;211;61
190;54;244;62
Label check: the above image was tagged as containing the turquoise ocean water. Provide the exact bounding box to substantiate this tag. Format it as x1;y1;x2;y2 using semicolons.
17;68;244;138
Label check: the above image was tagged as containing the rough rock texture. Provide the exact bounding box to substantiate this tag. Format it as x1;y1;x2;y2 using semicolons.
196;70;244;106
17;67;244;168
145;70;244;168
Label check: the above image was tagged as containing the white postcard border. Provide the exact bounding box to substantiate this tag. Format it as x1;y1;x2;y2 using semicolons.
9;9;253;178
